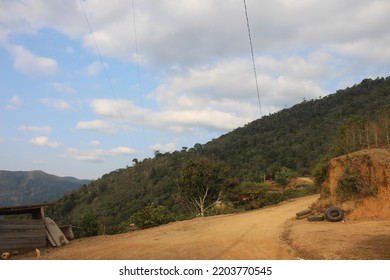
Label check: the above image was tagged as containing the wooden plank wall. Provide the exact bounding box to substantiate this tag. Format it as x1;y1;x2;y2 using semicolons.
0;219;46;252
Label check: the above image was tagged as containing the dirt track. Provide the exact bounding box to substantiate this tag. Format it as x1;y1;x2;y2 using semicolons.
18;194;390;260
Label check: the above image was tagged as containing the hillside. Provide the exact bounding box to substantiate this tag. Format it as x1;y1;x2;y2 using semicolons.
203;77;390;179
47;77;390;235
0;170;89;206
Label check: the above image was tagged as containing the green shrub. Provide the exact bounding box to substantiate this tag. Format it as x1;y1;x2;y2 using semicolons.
130;203;172;229
336;171;363;201
312;156;331;186
78;213;99;237
274;167;291;186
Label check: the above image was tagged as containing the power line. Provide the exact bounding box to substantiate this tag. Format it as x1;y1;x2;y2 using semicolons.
243;0;262;118
79;0;136;154
131;0;146;144
79;0;116;99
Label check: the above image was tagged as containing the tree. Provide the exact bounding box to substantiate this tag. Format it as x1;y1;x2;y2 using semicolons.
79;213;99;237
130;203;171;229
178;156;228;216
274;167;290;186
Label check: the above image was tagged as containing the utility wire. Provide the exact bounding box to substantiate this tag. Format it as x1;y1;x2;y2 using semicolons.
79;0;116;99
243;0;262;118
131;0;146;145
79;0;130;144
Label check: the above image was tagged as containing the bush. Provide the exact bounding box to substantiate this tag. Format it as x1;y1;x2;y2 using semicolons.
78;213;100;237
225;181;268;209
336;171;363;201
225;181;318;211
130;203;172;229
312;156;331;186
274;167;290;186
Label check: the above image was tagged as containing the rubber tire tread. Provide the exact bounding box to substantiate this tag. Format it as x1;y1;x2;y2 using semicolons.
296;213;311;220
307;214;325;222
296;208;312;217
325;207;344;222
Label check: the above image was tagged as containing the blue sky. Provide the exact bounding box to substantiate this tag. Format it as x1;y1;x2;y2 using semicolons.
1;0;389;179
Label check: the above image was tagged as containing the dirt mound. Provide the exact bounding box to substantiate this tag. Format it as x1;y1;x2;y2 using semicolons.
314;148;390;220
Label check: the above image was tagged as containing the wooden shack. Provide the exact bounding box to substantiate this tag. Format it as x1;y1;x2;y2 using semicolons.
0;204;49;252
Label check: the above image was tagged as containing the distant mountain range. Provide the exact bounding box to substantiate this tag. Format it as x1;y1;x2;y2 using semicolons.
0;170;90;206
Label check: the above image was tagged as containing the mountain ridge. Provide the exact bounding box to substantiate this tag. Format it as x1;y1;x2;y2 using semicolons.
0;170;90;206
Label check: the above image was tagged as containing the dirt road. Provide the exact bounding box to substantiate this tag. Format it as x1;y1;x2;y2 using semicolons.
18;194;390;260
21;195;316;260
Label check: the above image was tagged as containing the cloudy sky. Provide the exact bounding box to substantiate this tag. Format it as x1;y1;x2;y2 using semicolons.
1;0;389;179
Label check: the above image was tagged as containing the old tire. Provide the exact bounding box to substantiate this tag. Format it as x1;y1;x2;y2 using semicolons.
296;213;311;220
307;214;325;222
296;208;312;217
325;207;344;222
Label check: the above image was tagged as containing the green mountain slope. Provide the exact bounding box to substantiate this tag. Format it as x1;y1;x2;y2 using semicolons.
203;77;390;179
0;170;89;206
47;77;390;234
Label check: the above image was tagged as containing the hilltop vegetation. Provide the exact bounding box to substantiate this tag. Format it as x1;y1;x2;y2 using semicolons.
47;77;390;236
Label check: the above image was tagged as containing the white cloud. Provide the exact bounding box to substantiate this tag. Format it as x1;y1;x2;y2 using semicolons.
76;120;116;134
9;45;58;76
89;53;332;131
67;148;105;162
91;140;101;146
153;110;251;132
18;125;52;134
1;0;388;69
51;82;76;95
0;0;85;37
67;145;136;162
85;61;107;76
109;146;137;155
65;46;74;54
30;136;62;148
6;96;22;110
90;99;147;124
90;98;252;133
71;0;389;71
41;98;71;110
148;142;177;153
148;56;329;125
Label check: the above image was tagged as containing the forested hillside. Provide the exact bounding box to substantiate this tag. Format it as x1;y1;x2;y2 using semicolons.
47;77;390;235
0;170;89;206
202;77;390;180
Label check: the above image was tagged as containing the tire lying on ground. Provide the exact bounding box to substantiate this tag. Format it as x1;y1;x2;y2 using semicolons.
307;214;325;222
296;213;311;220
296;208;312;218
325;206;344;222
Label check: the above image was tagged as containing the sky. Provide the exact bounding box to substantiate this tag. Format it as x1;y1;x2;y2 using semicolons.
1;0;389;179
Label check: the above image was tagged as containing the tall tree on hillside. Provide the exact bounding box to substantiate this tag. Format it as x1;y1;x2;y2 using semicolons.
333;116;368;155
178;156;228;216
378;105;390;148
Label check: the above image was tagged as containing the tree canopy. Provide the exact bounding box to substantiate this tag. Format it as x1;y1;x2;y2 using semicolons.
178;156;228;216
